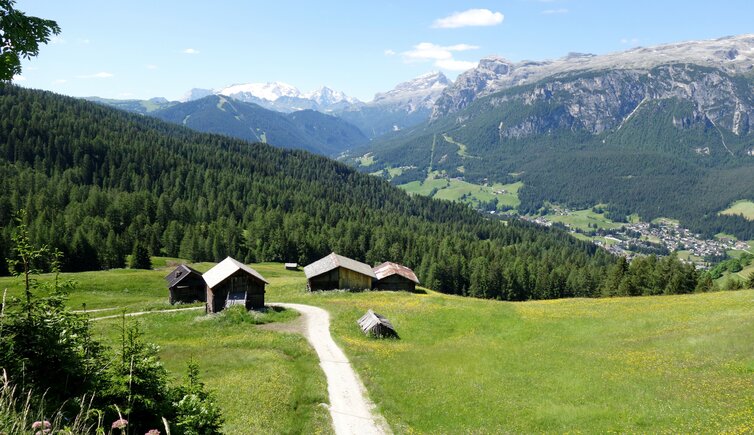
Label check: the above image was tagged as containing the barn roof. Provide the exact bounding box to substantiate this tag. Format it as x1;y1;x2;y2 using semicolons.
373;262;420;284
165;264;204;288
357;309;398;338
304;252;377;280
203;256;269;288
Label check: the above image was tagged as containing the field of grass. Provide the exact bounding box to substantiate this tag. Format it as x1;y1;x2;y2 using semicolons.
275;287;754;433
719;200;754;221
4;261;754;433
399;175;522;211
546;208;623;231
92;308;330;434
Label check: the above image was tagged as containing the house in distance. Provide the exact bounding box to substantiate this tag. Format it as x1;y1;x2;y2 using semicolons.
304;252;376;291
373;261;420;292
165;264;206;304
203;256;268;313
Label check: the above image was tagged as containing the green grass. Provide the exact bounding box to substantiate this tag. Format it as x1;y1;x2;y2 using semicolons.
357;153;376;167
272;286;754;433
5;262;754;432
719;200;754;221
399;175;522;211
545;208;623;231
92;309;330;434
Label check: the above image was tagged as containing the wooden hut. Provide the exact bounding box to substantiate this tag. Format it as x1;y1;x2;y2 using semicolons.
357;310;398;338
284;263;299;270
372;262;420;292
304;252;376;291
165;264;206;304
203;257;268;313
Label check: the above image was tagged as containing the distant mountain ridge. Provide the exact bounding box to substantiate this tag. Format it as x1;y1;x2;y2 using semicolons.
181;82;361;113
432;34;754;119
335;71;451;138
152;95;367;155
355;33;754;240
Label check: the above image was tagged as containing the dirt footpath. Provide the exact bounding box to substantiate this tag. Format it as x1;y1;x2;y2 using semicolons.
270;303;391;435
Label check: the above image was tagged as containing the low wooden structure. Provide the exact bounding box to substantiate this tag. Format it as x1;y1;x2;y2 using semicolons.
165;264;206;304
304;252;376;291
203;257;268;313
357;310;398;338
373;262;420;292
284;263;299;270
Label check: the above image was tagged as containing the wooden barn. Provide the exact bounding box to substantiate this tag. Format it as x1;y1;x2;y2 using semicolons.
202;257;268;313
357;310;398;338
373;261;420;291
165;264;206;304
304;252;376;291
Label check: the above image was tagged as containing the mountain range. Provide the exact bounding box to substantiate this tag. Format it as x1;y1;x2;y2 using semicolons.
151;95;367;155
354;34;754;240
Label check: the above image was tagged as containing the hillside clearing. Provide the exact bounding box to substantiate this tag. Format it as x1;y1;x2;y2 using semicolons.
720;200;754;221
3;262;753;433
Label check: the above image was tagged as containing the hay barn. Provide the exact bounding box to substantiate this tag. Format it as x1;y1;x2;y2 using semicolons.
165;264;206;304
373;261;420;292
304;252;376;291
357;309;398;338
203;257;268;313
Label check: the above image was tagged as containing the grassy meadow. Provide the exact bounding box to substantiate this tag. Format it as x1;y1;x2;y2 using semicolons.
2;260;753;433
720;200;754;221
399;174;522;211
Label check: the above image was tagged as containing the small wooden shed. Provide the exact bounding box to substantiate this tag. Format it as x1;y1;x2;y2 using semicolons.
304;252;376;291
165;264;206;304
357;310;398;338
203;257;268;314
373;262;420;292
284;263;299;270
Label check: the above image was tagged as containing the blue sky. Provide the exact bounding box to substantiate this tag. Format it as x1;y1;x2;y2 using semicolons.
11;0;754;102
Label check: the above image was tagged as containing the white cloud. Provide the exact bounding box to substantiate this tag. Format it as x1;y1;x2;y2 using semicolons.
384;49;396;56
402;42;479;61
432;9;504;29
183;48;199;54
620;37;640;45
53;79;67;84
77;72;114;79
50;36;65;44
146;64;158;70
78;38;90;44
402;42;479;72
435;59;478;71
12;74;26;82
542;8;568;14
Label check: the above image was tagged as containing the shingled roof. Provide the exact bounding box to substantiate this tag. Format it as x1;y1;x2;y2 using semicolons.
357;309;398;338
203;257;268;288
304;252;377;279
165;264;204;288
373;262;420;284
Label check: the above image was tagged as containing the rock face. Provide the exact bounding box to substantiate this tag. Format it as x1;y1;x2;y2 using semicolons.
371;71;450;112
336;72;451;138
479;65;754;140
432;34;754;121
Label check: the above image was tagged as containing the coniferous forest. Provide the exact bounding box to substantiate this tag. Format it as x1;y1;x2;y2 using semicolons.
0;85;702;299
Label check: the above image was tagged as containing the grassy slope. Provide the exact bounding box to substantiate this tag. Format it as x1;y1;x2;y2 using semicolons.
720;200;754;221
546;208;622;231
271;278;754;433
3;263;753;433
399;175;522;211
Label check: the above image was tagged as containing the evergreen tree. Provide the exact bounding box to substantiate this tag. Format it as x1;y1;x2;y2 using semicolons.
129;241;152;269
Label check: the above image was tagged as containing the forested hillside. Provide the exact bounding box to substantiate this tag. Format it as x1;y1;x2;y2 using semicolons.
0;85;624;300
354;65;754;239
151;95;367;155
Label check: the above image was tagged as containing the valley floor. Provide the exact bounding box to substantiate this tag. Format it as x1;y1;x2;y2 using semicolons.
2;262;753;433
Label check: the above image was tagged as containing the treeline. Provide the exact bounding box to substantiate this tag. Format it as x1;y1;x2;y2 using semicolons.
0;85;624;301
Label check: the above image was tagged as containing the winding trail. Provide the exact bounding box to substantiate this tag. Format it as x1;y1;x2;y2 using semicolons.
86;303;390;434
272;303;390;435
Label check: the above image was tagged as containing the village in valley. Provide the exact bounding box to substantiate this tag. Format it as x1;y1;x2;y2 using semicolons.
519;210;751;268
